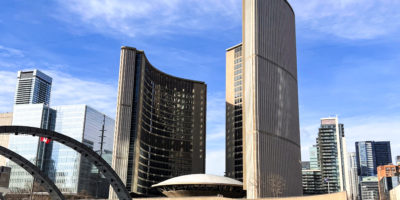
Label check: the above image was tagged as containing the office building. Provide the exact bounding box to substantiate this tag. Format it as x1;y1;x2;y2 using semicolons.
226;43;243;181
8;104;114;198
377;165;400;200
316;117;350;194
359;176;379;200
356;141;392;176
110;46;206;197
349;152;359;200
6;70;114;198
51;105;114;197
0;113;12;166
8;103;55;191
14;70;52;105
241;0;301;197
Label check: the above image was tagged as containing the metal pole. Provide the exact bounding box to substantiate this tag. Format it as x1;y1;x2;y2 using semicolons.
30;138;41;200
96;115;106;198
328;181;330;194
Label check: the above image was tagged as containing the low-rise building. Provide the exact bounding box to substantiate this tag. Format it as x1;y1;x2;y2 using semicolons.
302;170;324;195
359;176;379;200
378;165;400;200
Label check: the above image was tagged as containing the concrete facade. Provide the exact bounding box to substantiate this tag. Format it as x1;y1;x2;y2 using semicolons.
110;47;206;198
390;185;400;200
242;0;302;198
0;113;12;166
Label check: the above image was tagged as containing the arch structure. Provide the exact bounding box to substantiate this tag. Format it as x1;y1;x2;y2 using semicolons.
0;126;131;200
0;146;65;200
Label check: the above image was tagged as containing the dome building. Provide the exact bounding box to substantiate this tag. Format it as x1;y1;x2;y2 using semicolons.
152;174;245;198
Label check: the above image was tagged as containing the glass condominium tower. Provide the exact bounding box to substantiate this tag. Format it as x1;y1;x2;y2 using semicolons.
316;117;350;195
110;46;206;197
14;69;52;105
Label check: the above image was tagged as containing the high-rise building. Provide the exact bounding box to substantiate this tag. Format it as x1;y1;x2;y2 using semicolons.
6;70;114;198
51;105;114;198
110;46;207;197
377;165;400;200
355;141;392;176
8;103;55;191
241;0;301;198
349;152;359;200
0;113;13;166
310;145;320;170
316;117;350;194
226;43;243;181
359;176;379;200
14;70;52;105
8;104;114;198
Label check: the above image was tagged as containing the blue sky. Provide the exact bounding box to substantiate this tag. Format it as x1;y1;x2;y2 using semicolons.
0;0;400;175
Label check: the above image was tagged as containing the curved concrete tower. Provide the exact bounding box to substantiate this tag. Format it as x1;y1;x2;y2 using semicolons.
242;0;302;198
110;47;206;198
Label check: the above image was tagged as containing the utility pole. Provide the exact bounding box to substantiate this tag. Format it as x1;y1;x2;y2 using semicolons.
96;115;106;198
99;115;106;157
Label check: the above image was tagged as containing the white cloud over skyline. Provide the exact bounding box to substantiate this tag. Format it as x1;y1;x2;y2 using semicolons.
57;0;400;40
57;0;242;38
289;0;400;39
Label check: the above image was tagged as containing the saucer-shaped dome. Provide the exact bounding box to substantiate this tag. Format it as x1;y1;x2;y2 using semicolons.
152;174;245;198
152;174;243;187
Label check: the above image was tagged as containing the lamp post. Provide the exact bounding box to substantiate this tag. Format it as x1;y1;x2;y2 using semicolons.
324;178;330;194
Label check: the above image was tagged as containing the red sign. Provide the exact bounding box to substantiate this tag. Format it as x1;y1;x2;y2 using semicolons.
40;137;51;144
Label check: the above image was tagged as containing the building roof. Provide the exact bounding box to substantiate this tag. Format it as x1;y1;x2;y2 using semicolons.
152;174;243;187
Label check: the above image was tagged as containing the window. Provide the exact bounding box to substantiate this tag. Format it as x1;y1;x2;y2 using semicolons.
234;63;242;70
234;75;242;81
234;80;242;87
234;69;242;75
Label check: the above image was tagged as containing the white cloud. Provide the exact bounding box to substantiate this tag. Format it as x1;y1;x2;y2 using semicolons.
289;0;400;39
206;92;225;143
0;45;24;58
205;92;225;175
206;149;225;175
0;71;17;112
300;123;319;161
57;0;241;37
343;115;400;161
45;70;117;117
0;69;117;117
0;44;117;117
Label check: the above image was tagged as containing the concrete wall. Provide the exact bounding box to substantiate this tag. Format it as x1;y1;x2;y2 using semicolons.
242;0;301;198
0;113;12;166
390;185;400;200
